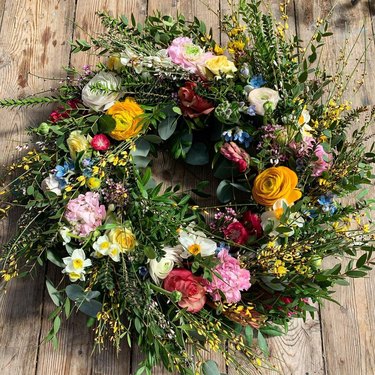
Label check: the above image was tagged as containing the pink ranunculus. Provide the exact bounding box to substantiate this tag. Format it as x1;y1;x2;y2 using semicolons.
167;37;213;74
163;269;206;313
206;249;251;303
312;144;332;177
220;142;250;172
64;192;106;236
242;211;262;238
91;134;111;151
223;221;249;245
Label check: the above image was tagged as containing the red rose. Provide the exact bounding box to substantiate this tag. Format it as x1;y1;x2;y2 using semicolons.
49;99;80;123
242;211;262;238
223;221;249;245
91;134;111;151
163;269;206;313
178;82;214;118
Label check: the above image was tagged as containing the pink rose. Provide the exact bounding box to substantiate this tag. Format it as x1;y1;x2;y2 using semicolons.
223;221;249;245
242;211;262;238
312;144;332;177
178;82;214;118
163;269;206;313
206;249;251;303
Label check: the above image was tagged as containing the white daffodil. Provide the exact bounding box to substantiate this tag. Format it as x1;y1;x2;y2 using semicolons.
92;235;112;258
148;245;182;284
62;248;92;282
59;226;71;245
247;87;280;116
107;243;121;262
41;174;62;196
178;225;217;258
298;108;313;138
261;199;304;237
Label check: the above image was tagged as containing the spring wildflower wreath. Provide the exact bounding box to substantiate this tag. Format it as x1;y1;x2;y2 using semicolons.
1;1;375;374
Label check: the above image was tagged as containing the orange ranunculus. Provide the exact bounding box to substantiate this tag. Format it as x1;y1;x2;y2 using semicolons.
252;166;302;207
107;98;144;141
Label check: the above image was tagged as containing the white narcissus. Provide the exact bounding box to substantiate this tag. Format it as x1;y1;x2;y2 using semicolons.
41;174;62;196
81;71;122;111
62;248;92;282
91;235;121;262
247;87;280;116
178;224;217;258
148;246;183;284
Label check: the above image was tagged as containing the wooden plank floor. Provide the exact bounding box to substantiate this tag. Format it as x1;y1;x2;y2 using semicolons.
0;0;374;374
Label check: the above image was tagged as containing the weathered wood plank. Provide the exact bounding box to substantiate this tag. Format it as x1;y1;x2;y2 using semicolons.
0;0;76;374
294;1;375;375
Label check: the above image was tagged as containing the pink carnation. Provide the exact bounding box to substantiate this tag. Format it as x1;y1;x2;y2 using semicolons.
167;37;213;74
206;250;251;303
64;192;106;236
312;144;332;177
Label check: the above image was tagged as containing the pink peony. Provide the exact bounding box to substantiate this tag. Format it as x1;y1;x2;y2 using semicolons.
312;144;332;177
167;37;213;74
64;192;106;236
91;134;111;151
206;249;251;303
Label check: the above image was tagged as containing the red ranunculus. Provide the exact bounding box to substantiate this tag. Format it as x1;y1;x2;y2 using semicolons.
163;269;206;313
178;82;214;118
91;134;111;151
223;221;249;245
242;211;262;238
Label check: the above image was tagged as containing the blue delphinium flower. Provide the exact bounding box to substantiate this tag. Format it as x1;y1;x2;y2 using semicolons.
317;194;337;215
222;127;253;148
82;158;94;177
249;74;266;89
138;266;149;278
215;242;230;255
247;105;256;116
54;160;74;188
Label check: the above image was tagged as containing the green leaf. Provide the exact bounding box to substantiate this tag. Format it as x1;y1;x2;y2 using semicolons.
216;180;232;203
158;113;178;140
27;185;34;195
185;142;209;165
257;331;269;356
144;246;157;259
78;300;102;317
356;253;367;269
65;284;85;301
244;326;253;345
53;316;61;333
46;278;63;307
346;270;367;278
202;360;221;375
98;115;116;133
46;250;65;268
132;138;151;157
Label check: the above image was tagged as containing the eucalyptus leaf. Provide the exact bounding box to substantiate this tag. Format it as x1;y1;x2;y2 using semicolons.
77;299;102;317
216;180;233;203
65;284;85;301
158;113;178;140
185;142;209;165
202;360;221;375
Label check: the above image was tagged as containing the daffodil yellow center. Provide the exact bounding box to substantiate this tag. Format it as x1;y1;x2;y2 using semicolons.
100;241;110;250
188;244;201;255
73;258;84;270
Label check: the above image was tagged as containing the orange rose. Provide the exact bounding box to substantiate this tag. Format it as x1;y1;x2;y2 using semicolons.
252;166;302;206
107;98;144;141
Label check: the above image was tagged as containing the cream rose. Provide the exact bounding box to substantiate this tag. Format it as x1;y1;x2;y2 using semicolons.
248;87;280;116
82;71;122;111
67;130;90;160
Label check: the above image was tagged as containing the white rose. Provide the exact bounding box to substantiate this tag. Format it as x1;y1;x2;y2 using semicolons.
82;71;122;112
41;174;62;196
248;87;280;116
148;246;182;284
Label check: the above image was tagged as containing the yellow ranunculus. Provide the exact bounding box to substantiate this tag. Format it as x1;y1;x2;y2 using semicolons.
252;166;302;207
67;130;90;160
204;55;237;77
107;98;144;141
108;227;137;252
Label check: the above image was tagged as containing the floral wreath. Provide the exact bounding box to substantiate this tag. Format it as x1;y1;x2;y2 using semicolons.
0;1;374;374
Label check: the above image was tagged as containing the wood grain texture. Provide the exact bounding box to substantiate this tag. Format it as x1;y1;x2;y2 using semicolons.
0;1;75;374
294;1;375;375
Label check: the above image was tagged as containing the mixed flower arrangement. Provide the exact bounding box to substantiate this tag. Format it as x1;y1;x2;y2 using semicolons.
1;1;374;374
